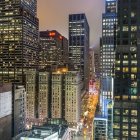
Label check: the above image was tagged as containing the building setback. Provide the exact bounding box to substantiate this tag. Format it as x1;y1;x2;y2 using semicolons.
0;0;39;84
114;0;140;139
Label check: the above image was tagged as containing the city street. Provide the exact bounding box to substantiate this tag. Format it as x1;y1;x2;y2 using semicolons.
73;79;99;140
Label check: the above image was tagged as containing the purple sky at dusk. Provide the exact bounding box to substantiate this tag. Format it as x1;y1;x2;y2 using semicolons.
37;0;105;49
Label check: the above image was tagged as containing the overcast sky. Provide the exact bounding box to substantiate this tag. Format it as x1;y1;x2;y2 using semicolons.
37;0;105;49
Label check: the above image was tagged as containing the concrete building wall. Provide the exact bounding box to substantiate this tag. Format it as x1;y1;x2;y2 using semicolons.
0;83;12;140
0;115;12;140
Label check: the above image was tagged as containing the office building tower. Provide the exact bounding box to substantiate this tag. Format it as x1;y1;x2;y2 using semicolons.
101;0;117;100
39;30;69;69
114;0;140;139
51;69;82;125
0;84;12;140
69;13;90;89
64;71;81;125
51;72;63;119
12;85;26;137
38;72;50;119
100;1;117;139
0;0;39;84
25;70;36;126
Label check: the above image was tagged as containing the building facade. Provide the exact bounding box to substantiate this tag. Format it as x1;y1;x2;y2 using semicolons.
0;0;39;84
69;13;90;90
25;70;37;126
64;71;81;125
51;72;63;119
114;0;140;139
38;72;50;119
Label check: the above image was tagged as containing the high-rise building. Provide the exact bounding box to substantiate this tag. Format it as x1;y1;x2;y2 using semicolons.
64;71;81;125
101;0;117;100
100;1;117;139
0;0;39;84
25;70;36;125
38;72;50;119
51;72;63;119
69;13;90;89
25;70;47;129
12;85;26;137
114;0;140;139
39;30;69;69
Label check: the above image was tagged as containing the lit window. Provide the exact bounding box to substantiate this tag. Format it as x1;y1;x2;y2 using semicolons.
123;26;128;31
123;67;129;72
131;67;137;73
131;26;137;31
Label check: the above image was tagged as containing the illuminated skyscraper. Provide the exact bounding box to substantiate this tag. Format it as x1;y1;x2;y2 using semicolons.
0;0;39;84
39;30;68;69
69;13;89;89
101;0;117;100
100;0;117;139
114;0;140;139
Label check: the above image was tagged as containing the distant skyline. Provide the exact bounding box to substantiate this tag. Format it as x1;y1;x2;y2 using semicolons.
37;0;105;50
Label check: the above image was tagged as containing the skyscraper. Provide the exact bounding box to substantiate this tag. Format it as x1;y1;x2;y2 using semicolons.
114;0;140;139
64;71;81;125
0;0;39;84
100;1;117;139
69;13;90;90
39;30;69;69
101;0;117;100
